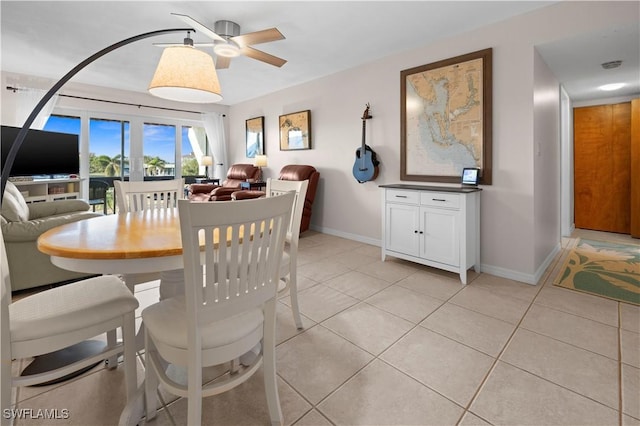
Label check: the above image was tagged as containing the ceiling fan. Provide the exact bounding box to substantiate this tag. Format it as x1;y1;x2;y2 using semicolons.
155;13;287;69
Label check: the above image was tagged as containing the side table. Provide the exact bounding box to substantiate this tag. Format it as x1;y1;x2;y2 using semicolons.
195;178;220;185
240;181;266;190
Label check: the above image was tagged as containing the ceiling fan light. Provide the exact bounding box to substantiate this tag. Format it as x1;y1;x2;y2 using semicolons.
214;42;241;58
598;83;625;91
148;46;223;103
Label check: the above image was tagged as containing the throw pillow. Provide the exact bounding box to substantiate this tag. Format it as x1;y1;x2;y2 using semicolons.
1;182;30;222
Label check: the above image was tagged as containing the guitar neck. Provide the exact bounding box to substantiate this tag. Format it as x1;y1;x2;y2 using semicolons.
361;119;367;167
361;120;367;149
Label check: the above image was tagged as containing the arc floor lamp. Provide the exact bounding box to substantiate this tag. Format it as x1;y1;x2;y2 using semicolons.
0;27;223;205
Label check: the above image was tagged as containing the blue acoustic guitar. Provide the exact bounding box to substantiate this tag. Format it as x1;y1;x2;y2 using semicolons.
352;103;380;183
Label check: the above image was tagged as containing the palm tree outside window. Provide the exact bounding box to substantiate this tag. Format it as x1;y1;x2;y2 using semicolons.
89;118;130;178
143;123;175;178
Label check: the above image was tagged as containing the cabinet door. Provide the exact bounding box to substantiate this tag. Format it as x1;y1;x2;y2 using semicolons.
420;207;459;267
385;203;420;256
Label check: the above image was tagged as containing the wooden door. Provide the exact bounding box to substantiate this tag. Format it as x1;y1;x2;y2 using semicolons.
632;99;640;238
574;103;631;233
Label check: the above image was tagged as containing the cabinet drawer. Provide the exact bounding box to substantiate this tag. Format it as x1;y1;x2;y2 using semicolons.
420;192;460;209
386;189;419;204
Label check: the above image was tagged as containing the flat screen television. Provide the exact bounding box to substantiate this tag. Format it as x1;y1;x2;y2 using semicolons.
1;125;79;177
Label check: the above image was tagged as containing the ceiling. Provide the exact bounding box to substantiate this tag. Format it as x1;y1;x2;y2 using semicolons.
1;1;638;106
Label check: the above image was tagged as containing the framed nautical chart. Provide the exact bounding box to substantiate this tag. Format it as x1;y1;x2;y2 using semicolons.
400;48;492;184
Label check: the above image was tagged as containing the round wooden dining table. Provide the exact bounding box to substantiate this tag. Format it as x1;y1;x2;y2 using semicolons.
38;207;186;299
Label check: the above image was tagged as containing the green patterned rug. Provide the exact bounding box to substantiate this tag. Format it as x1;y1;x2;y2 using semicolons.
554;239;639;305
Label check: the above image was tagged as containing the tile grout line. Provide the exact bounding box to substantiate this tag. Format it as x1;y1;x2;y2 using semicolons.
454;245;568;425
454;281;547;425
300;279;461;422
309;275;472;423
618;302;623;426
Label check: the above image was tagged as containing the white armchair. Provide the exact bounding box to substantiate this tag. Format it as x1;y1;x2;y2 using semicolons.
0;181;101;291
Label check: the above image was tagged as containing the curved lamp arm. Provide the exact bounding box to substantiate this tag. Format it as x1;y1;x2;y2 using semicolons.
0;28;193;205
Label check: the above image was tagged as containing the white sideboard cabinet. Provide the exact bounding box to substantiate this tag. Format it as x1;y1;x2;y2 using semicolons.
9;178;81;203
380;184;481;284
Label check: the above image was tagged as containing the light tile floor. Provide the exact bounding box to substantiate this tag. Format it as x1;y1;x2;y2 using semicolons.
9;229;640;425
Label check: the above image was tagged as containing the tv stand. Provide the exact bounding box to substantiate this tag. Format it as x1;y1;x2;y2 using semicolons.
10;177;81;203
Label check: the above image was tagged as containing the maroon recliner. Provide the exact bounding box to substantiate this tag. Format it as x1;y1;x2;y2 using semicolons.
231;164;319;233
188;164;260;201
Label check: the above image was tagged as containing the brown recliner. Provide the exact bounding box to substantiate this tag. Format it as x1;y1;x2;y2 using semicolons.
279;165;319;233
188;164;260;201
231;164;319;233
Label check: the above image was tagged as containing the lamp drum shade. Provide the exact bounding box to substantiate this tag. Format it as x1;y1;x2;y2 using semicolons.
148;46;222;103
201;155;213;166
254;155;268;167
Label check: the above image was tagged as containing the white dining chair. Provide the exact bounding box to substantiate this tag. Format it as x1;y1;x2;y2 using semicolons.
264;178;309;329
142;193;293;426
114;178;185;213
0;229;139;426
114;178;186;290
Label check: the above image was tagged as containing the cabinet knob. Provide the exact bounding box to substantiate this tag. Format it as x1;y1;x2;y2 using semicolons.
414;230;418;233
419;231;424;234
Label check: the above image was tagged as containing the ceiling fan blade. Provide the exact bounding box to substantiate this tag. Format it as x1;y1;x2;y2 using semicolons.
232;28;284;47
215;55;231;69
171;13;226;42
240;46;287;67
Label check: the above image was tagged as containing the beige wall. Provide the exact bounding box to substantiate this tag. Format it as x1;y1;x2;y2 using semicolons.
533;48;562;279
228;1;639;283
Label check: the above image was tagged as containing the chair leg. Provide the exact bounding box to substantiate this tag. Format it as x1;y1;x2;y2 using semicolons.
187;344;203;426
263;298;283;426
0;345;12;426
106;329;118;369
144;332;159;422
288;268;304;329
122;313;137;402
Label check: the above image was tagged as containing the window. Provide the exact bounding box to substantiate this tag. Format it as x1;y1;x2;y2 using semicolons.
181;126;208;177
47;109;213;182
43;115;80;135
89;118;130;178
143;123;176;177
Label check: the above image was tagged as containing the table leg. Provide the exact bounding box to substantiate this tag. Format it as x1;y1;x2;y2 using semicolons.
158;269;185;300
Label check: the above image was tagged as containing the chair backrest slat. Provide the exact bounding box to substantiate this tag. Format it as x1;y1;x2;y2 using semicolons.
265;179;309;244
114;179;185;213
178;193;294;326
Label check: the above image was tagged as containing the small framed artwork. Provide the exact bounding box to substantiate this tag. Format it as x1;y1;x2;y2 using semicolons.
246;116;265;158
279;110;311;150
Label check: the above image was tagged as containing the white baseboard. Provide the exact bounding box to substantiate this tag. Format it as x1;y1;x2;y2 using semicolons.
310;226;562;286
479;264;538;285
309;224;381;247
535;242;562;284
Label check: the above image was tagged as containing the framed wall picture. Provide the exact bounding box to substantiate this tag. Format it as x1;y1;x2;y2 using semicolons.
246;116;265;158
279;110;311;150
400;48;492;184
